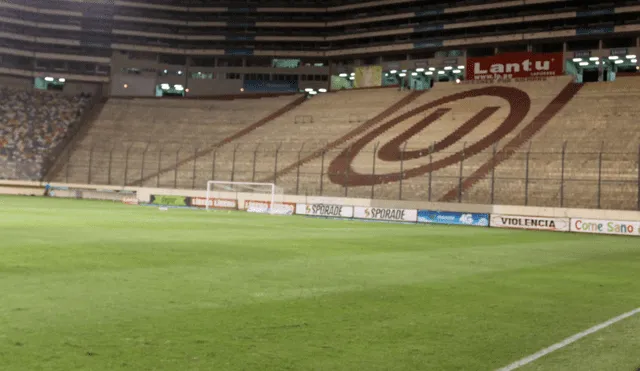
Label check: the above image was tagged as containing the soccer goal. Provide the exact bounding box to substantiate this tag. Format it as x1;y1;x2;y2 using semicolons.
205;181;291;215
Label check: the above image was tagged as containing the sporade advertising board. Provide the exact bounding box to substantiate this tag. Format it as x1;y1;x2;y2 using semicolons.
466;52;564;80
353;206;417;222
490;214;569;232
296;204;354;218
418;210;489;227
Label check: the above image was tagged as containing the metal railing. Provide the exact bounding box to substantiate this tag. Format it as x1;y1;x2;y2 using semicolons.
54;140;640;211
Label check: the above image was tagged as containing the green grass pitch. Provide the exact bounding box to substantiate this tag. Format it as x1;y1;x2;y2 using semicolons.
1;195;639;371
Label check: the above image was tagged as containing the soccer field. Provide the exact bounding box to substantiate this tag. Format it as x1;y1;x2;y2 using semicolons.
1;196;639;371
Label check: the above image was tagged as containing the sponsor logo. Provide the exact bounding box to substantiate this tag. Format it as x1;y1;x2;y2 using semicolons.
491;214;569;231
122;196;138;205
417;210;489;226
245;200;295;215
150;195;189;207
364;208;406;221
191;197;237;209
572;219;640;236
466;52;563;80
308;204;344;217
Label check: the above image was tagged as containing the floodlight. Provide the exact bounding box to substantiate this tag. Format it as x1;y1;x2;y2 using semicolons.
453;69;461;73
578;62;588;66
59;78;66;82
338;73;347;77
626;55;636;59
425;71;433;75
44;77;54;82
608;56;618;60
444;66;453;70
572;58;582;62
416;68;425;72
318;88;327;93
390;70;397;74
589;57;599;61
398;73;406;77
428;67;436;71
438;71;445;74
458;65;465;69
411;72;418;76
614;60;623;64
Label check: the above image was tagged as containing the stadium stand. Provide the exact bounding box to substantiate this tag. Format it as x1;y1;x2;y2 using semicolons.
0;0;639;210
0;87;91;180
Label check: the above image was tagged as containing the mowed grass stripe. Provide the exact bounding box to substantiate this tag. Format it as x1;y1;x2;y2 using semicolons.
0;196;638;370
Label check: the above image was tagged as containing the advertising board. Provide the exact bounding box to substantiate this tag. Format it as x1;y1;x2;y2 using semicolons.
353;206;417;222
244;200;296;215
418;210;489;227
149;195;190;207
571;218;640;236
466;52;564;80
296;204;354;218
490;214;570;232
191;197;237;209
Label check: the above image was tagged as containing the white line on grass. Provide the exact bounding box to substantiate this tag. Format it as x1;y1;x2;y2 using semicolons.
496;307;640;371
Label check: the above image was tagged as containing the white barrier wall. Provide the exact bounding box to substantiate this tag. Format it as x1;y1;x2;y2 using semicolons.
1;180;638;236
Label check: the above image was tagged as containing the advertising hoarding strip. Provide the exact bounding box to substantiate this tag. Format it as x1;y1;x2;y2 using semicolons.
466;52;564;81
570;218;640;236
353;206;418;222
490;214;570;232
417;210;489;227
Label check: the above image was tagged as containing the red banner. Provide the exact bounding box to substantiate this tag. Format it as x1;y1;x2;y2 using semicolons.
465;52;564;80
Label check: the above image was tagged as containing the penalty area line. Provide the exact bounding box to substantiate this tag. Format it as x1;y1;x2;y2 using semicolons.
496;307;640;371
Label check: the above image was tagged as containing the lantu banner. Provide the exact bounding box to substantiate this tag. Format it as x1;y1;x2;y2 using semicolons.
466;52;564;80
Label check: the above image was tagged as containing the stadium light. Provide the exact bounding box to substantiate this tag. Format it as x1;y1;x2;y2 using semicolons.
401;69;407;72
608;56;618;60
578;62;589;66
428;67;436;71
453;69;461;73
349;76;355;80
160;83;170;90
457;65;465;69
185;88;190;93
416;68;425;72
174;84;184;91
438;71;445;74
58;78;66;82
614;59;623;64
163;69;167;74
304;88;313;92
444;66;453;70
338;73;347;77
318;88;327;93
350;72;355;76
309;91;318;95
390;70;397;74
177;71;182;75
44;77;54;82
398;73;406;77
425;71;433;75
411;72;418;76
572;58;582;62
589;57;599;61
455;78;461;83
123;84;128;88
626;55;636;59
632;59;638;63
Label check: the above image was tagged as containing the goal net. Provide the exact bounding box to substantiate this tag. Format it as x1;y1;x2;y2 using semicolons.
205;181;292;215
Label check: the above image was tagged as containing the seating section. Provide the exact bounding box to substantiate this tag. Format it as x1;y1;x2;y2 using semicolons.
0;87;90;180
52;94;301;185
40;78;640;210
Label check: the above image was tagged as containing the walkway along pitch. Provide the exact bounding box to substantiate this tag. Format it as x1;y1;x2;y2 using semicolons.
129;94;308;186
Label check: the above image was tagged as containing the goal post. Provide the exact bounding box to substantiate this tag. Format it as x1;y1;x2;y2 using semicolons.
206;180;288;214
